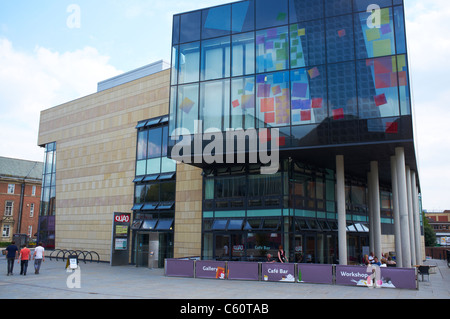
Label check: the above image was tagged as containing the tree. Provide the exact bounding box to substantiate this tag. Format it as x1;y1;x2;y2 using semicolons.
423;213;437;247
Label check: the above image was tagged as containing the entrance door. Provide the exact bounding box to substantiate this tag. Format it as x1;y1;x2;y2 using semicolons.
305;234;316;263
214;233;245;261
148;233;159;269
136;233;149;267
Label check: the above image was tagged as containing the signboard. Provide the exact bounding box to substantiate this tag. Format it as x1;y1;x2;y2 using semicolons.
165;259;195;278
195;260;227;279
261;263;295;282
298;264;333;284
111;212;131;266
227;261;259;281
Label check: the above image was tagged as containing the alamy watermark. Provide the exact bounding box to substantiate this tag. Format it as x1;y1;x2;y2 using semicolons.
66;4;81;29
170;121;280;175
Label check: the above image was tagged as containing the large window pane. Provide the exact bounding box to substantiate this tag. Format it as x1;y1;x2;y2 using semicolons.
290;19;325;68
160;182;176;202
325;0;352;17
146;158;161;175
179;42;200;84
256;26;289;73
394;6;406;54
326;14;354;63
256;71;290;128
136;160;146;176
396;55;410;115
354;8;395;59
353;0;392;12
200;79;230;132
135;184;146;204
177;83;199;134
231;76;255;129
289;0;323;23
232;0;254;33
255;0;288;29
291;66;327;125
202;5;231;39
180;11;201;43
232;32;255;77
147;127;162;159
357;56;400;119
201;36;230;81
145;183;160;202
328;61;357;120
161;157;177;173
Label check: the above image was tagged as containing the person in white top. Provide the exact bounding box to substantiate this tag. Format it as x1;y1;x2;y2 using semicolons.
33;243;45;274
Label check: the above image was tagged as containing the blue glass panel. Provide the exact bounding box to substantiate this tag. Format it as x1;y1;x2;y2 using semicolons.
200;79;230;132
256;71;290;128
326;14;354;63
148;127;162;158
393;6;406;54
396;55;410;115
360;116;401;141
172;15;180;45
353;0;392;12
393;0;403;5
328;61;357;120
255;0;288;30
357;56;399;119
232;0;255;33
201;36;230;81
354;8;395;59
177;83;199;134
290;66;327;125
231;76;255;129
180;11;201;43
179;42;200;84
169;86;177;136
171;46;178;85
202;5;231;39
232;32;255;76
290;19;325;68
256;26;289;73
325;0;353;17
289;0;324;23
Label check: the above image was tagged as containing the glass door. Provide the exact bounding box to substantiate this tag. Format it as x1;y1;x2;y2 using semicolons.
305;234;316;263
136;232;149;267
215;234;231;260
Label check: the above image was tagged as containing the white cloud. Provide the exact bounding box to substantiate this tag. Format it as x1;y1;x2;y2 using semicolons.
405;0;450;210
0;37;122;162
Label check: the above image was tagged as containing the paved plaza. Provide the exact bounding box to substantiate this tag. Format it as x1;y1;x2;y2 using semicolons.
0;253;449;300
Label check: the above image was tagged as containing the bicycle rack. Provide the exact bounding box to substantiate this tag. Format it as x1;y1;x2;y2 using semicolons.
49;249;101;263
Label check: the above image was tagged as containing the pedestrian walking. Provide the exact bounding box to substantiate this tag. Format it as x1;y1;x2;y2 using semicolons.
33;242;45;274
5;241;19;276
18;244;31;276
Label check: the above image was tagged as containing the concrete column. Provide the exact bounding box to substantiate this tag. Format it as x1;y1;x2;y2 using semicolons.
336;155;347;265
395;147;411;267
391;156;402;268
406;166;416;265
370;161;382;260
411;170;422;263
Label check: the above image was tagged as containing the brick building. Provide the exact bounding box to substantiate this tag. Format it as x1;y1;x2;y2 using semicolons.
0;157;43;244
425;210;450;246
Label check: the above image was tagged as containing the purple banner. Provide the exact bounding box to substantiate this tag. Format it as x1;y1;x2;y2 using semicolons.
165;259;194;278
261;263;295;282
336;265;417;289
298;264;333;284
195;260;227;279
227;261;259;281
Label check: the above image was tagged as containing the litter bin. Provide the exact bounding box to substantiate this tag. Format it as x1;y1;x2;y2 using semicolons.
66;255;79;269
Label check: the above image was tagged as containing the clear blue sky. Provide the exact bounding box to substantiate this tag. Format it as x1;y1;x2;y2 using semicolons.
0;0;449;210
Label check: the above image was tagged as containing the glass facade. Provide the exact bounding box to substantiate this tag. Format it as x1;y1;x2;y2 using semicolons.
38;142;56;249
170;0;412;146
169;0;413;264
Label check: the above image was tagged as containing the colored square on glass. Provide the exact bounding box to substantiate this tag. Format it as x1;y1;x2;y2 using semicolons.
308;67;320;79
332;108;344;120
292;112;301;123
375;73;391;89
265;41;274;50
241;94;255;109
312;98;323;109
264;112;275;123
256;74;266;83
245;82;254;92
385;121;398;134
292;82;308;98
365;28;381;41
260;98;274;112
373;39;392;57
374;93;387;106
180;97;195;114
273;72;284;84
374;58;392;74
298;28;306;36
232;99;240;108
257;84;271;97
277;136;286;147
267;28;277;39
338;29;346;37
301;110;311;121
256;35;265;44
380;8;390;25
292;99;310;110
272;85;282;96
398;71;407;86
276;48;287;61
277;12;286;21
380;24;392;35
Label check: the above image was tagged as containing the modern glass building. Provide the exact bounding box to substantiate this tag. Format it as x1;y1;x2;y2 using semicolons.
168;0;422;266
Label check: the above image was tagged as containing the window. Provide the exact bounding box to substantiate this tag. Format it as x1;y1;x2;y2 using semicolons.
32;185;36;196
5;201;13;216
7;184;15;194
28;225;33;237
2;225;10;238
30;203;35;217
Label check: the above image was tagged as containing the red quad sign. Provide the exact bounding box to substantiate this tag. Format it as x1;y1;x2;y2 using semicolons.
115;214;130;223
